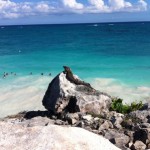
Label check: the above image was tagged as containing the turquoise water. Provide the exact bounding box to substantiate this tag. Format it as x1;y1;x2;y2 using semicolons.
0;22;150;117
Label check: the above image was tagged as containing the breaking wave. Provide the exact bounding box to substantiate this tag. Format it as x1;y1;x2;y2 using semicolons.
91;78;150;103
0;75;52;118
0;76;150;118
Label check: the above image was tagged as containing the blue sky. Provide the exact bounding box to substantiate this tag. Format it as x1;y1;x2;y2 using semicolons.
0;0;149;25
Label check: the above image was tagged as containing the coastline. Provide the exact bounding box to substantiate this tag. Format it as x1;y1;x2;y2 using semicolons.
0;74;150;119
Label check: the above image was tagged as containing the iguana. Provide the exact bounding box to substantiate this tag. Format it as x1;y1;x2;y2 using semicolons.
63;66;92;88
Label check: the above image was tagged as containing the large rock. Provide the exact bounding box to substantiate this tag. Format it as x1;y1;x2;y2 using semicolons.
110;112;124;129
133;129;147;144
0;118;120;150
131;141;146;150
133;128;150;144
42;66;112;115
104;129;130;150
129;109;150;123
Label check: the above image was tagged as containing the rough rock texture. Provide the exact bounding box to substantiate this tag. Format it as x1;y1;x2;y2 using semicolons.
133;129;148;144
104;129;130;150
131;141;146;150
42;67;112;115
0;117;120;150
2;103;150;150
129;110;150;123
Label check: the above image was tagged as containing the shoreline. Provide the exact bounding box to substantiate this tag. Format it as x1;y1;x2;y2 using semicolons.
0;75;150;119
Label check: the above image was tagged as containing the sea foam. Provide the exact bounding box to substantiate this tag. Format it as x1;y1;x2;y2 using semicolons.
0;75;52;118
0;76;150;118
91;78;150;103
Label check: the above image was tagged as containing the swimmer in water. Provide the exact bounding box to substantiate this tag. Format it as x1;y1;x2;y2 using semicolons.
41;73;44;75
3;75;6;78
3;72;6;78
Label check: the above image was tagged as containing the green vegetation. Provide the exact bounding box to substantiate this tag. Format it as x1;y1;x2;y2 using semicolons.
110;98;143;114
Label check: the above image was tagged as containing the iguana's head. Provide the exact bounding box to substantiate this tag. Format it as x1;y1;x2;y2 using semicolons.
63;66;71;73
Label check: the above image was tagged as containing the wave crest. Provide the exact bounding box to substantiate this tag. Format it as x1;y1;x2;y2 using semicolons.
91;78;150;103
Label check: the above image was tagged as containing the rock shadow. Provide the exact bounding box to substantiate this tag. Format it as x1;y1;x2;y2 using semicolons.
24;110;52;119
24;97;80;120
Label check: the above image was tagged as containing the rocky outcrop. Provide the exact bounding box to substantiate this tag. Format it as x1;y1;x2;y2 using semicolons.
0;116;120;150
42;66;112;115
40;67;150;150
1;103;150;150
3;107;150;150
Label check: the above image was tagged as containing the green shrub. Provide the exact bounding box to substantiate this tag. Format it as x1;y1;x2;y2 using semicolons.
110;98;143;114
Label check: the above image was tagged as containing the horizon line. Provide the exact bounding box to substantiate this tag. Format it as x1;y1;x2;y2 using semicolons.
0;20;150;27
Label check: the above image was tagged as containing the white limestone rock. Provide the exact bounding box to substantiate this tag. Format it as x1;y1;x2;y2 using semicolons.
0;120;120;150
83;115;93;122
42;72;112;115
131;141;146;150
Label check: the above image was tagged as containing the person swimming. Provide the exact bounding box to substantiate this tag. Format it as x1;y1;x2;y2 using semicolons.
3;74;6;78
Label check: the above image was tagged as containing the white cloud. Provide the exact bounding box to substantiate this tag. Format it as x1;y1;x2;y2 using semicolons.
3;12;20;19
35;3;50;13
86;0;147;13
137;0;147;11
88;0;105;9
21;5;32;13
62;0;84;9
88;0;108;11
0;0;19;18
108;0;132;10
0;0;16;10
0;0;148;19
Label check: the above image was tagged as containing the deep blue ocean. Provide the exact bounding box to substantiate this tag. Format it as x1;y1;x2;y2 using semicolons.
0;22;150;117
